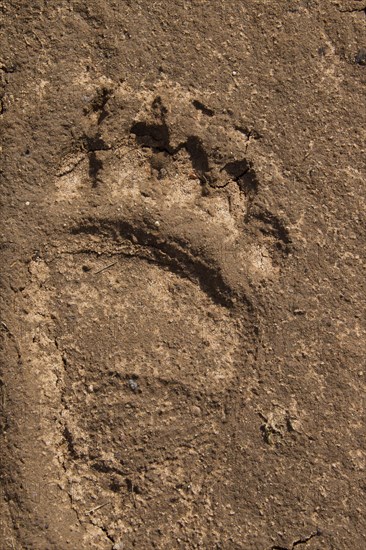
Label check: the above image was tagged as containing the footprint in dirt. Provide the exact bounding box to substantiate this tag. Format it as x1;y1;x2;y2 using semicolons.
6;83;292;549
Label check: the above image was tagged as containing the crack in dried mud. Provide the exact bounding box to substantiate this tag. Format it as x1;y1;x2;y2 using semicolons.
271;528;322;549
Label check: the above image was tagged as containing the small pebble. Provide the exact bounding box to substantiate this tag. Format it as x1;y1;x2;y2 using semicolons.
128;379;138;392
191;405;201;416
25;201;30;206
154;220;160;228
232;70;237;76
355;48;366;66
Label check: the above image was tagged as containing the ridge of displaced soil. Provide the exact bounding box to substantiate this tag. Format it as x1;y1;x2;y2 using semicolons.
1;1;365;549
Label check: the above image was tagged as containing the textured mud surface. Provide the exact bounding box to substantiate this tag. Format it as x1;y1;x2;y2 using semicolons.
1;1;366;549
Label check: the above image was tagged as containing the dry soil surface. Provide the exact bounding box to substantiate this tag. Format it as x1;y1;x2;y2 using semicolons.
1;1;366;549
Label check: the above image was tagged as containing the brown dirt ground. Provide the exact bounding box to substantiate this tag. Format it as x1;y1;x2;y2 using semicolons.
1;1;366;549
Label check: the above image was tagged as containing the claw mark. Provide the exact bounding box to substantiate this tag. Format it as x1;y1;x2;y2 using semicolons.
91;87;112;124
192;99;215;117
82;133;109;187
